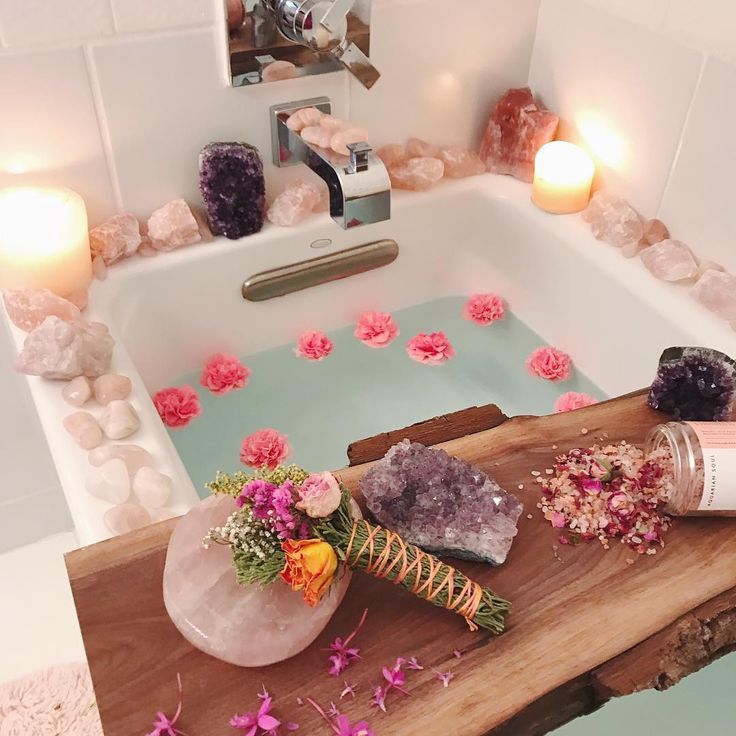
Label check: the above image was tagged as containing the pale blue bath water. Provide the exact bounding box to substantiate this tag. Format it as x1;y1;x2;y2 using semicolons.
167;295;604;496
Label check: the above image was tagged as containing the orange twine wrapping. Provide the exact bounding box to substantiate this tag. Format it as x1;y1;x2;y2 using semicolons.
344;519;483;630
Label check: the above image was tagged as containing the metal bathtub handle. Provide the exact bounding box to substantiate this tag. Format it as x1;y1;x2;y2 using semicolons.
241;239;398;302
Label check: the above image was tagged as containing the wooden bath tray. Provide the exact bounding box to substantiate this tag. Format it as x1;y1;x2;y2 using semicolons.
66;393;736;736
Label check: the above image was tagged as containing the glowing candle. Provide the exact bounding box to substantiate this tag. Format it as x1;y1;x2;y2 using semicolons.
531;141;595;215
0;186;92;296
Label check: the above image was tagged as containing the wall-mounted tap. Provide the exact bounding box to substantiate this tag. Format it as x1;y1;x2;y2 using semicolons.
226;0;379;90
271;96;390;229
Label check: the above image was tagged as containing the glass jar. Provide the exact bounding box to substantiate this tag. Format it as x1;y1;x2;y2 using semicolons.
646;421;736;516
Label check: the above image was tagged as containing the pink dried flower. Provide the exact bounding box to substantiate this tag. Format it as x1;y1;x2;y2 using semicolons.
147;676;185;736
152;385;202;429
435;671;454;688
526;346;573;382
354;311;400;348
550;511;566;529
238;478;303;540
326;702;340;718
295;330;334;361
296;472;341;518
406;331;455;365
554;391;597;413
452;649;463;659
406;657;424;670
336;714;375;736
200;353;250;395
340;681;357;699
381;666;408;694
240;428;290;469
326;609;367;677
257;684;270;701
369;686;387;713
462;293;505;326
230;697;281;735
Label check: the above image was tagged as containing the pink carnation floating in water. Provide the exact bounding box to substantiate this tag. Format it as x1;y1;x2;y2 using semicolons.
462;293;505;326
554;391;598;413
526;346;572;382
240;428;291;469
295;330;334;361
406;331;455;365
354;311;400;348
200;353;250;395
152;385;202;429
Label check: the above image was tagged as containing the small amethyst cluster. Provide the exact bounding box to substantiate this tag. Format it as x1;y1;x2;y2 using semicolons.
199;142;265;240
360;440;523;565
648;346;736;421
237;479;309;540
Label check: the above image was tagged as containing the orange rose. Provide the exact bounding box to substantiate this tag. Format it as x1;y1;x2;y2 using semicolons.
280;539;338;607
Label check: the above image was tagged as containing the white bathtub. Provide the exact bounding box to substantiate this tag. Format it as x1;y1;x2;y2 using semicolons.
7;174;736;546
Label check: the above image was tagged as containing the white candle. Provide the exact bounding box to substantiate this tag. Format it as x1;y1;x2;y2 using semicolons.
531;141;595;215
0;185;92;296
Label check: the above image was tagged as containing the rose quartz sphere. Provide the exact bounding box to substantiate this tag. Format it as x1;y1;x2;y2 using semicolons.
163;493;352;667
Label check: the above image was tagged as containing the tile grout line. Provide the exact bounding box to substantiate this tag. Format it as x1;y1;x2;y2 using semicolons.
656;51;708;219
108;0;120;34
82;42;125;213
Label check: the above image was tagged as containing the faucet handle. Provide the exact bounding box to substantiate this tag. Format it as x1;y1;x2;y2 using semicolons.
318;0;355;33
346;142;372;174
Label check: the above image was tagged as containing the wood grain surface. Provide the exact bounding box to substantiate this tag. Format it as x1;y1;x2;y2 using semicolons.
66;393;736;736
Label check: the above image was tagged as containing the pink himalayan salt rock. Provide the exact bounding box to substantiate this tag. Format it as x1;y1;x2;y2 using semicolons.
319;114;347;133
3;288;81;332
389;157;445;191
89;213;141;265
376;144;407;168
643;218;669;246
86;458;130;504
63;411;102;450
330;126;369;156
104;503;151;536
439;147;486;178
163;493;352;666
640;239;698;282
261;60;298;82
88;444;153;475
93;373;132;405
147;199;202;252
16;317;114;380
268;179;323;226
691;270;736;321
301;125;332;148
137;238;159;258
133;467;172;508
479;87;559;182
406;137;440;158
62;376;92;407
286;107;323;132
582;191;644;247
98;399;140;440
92;256;108;281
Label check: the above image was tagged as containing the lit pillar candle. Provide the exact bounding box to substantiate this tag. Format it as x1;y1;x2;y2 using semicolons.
0;185;92;296
531;141;595;214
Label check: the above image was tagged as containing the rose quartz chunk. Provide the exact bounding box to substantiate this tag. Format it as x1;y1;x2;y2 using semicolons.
389;157;445;191
99;399;140;440
89;213;141;265
2;288;81;332
319;114;347;133
640;239;698;282
301;125;333;148
330;126;369;155
376;144;407;168
133;467;172;508
691;270;736;321
582;191;643;247
479;87;559;182
16;316;114;380
62;376;92;407
696;260;725;280
88;444;153;474
104;503;151;536
439;147;486;178
163;493;352;666
268;179;323;226
63;411;102;450
147;199;202;252
286;107;323;132
261;60;298;82
65;289;88;311
642;218;669;246
92;256;108;281
93;373;132;405
406;137;440;158
86;458;131;504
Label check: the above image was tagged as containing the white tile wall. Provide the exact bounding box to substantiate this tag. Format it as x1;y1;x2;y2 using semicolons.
111;0;214;33
530;0;703;216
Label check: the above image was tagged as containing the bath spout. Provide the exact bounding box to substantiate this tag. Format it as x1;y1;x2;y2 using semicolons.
270;97;391;229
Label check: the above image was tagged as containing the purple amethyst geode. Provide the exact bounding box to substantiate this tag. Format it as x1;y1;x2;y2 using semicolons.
199;142;265;239
648;346;736;421
360;440;523;565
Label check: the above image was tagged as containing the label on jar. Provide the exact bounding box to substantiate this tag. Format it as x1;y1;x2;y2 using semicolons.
687;422;736;511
